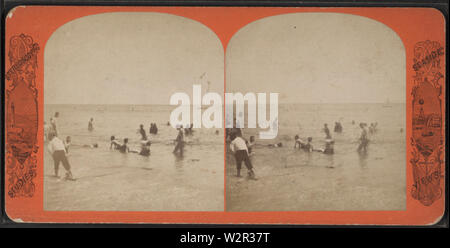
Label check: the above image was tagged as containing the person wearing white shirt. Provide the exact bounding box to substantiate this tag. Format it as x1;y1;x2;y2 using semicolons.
48;132;73;180
294;135;305;149
230;133;255;179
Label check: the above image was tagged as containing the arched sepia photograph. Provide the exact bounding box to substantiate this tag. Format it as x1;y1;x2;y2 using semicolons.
225;13;406;211
4;5;446;225
43;12;224;211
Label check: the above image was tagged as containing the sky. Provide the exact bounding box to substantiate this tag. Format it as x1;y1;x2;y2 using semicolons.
45;12;406;105
44;12;224;105
226;13;406;104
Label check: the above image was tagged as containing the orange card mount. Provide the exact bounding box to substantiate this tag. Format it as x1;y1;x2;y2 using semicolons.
4;6;446;224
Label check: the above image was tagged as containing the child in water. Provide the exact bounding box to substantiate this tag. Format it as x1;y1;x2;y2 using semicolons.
173;126;185;156
88;118;94;132
334;122;343;133
303;137;314;152
139;140;151;156
323;123;332;139
51;112;59;137
44;121;51;142
323;139;335;154
138;124;147;140
268;142;283;148
110;136;121;150
64;136;72;153
119;138;129;153
357;123;369;153
294;135;306;149
302;137;334;154
151;123;158;134
64;136;98;153
247;136;256;155
149;123;158;135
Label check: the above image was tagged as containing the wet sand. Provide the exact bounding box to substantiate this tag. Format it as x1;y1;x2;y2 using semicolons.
44;143;224;211
226;135;406;211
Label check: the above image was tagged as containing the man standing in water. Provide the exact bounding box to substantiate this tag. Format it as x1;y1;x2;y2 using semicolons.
247;136;256;155
138;124;147;140
357;123;369;154
88;118;94;132
44;121;51;142
230;133;256;179
47;132;74;180
323;123;332;139
173;125;185;156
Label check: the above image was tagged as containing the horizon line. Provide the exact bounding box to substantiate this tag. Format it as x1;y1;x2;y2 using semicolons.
44;102;406;105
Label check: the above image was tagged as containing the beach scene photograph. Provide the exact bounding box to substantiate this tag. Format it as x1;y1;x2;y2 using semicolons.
225;13;407;211
43;12;224;211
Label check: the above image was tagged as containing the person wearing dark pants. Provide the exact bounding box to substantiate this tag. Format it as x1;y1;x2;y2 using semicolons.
53;150;71;177
48;133;74;180
230;133;255;179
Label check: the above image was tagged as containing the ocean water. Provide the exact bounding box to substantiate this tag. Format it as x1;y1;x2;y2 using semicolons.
44;104;224;211
226;103;407;211
43;103;407;212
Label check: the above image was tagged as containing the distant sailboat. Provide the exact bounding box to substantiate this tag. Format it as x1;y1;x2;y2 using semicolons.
383;98;392;108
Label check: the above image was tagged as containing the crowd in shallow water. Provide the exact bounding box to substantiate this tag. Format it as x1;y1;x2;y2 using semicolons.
44;111;221;181
44;109;387;182
226;120;380;180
